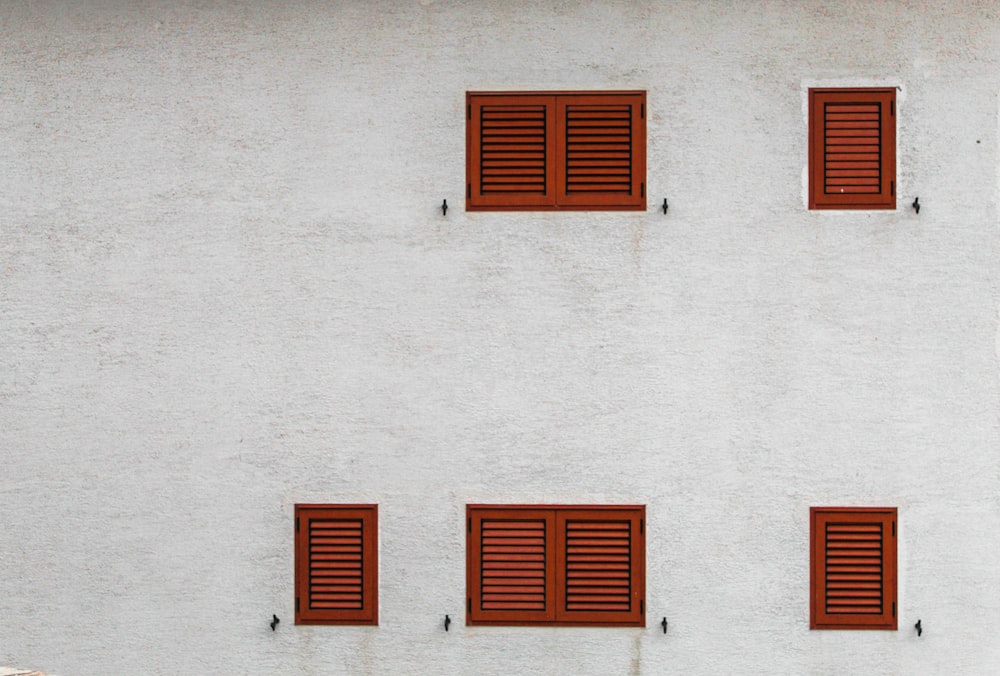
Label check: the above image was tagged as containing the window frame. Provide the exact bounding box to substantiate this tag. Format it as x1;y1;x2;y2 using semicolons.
295;503;378;626
466;504;646;627
466;91;647;211
809;506;897;630
808;87;896;210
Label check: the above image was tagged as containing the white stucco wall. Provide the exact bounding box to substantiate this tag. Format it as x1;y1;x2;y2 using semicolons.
2;1;1000;673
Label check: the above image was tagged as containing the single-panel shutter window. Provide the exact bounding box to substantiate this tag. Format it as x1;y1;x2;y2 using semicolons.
809;88;896;209
295;504;378;625
810;507;897;630
467;91;645;211
467;505;644;626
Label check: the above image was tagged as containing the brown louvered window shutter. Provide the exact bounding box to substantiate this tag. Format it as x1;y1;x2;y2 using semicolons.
467;91;646;211
295;504;378;625
809;88;896;210
810;507;897;630
467;505;645;626
556;508;645;625
556;94;645;208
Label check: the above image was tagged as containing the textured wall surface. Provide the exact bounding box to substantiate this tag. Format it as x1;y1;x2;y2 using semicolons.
2;1;1000;673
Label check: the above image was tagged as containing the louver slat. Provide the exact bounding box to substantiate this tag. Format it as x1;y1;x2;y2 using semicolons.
824;103;881;194
809;89;895;209
310;519;364;609
810;507;896;630
825;523;882;614
564;521;632;612
480;105;548;194
565;106;633;194
480;520;547;610
295;504;378;625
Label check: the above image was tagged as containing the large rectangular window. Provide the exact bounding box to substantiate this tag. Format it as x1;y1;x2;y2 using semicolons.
466;504;645;626
466;91;646;211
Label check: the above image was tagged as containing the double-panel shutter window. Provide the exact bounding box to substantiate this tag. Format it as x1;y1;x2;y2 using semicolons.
810;507;897;630
467;92;646;211
467;505;645;626
809;88;896;210
295;504;378;625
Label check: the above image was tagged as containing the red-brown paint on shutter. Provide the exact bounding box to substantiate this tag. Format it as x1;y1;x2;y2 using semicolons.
556;93;646;209
295;504;378;625
810;507;896;630
809;89;895;210
466;94;556;209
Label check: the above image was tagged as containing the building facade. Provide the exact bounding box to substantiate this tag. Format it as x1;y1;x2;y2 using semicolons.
2;1;999;673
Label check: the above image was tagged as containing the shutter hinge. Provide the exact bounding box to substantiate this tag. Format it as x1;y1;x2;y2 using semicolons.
296;597;300;612
891;100;895;116
641;183;645;198
891;180;895;196
468;517;472;533
892;602;896;617
296;518;300;533
641;103;645;119
640;519;644;535
468;104;471;120
467;597;472;613
640;599;644;614
467;183;471;199
892;521;896;537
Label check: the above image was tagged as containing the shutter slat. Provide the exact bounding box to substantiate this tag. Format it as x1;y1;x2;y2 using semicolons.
480;518;547;611
479;103;547;195
564;103;633;195
824;520;883;616
563;519;632;612
823;99;883;198
308;518;364;611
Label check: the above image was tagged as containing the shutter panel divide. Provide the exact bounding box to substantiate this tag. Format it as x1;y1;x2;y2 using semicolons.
467;94;556;209
555;508;645;625
295;505;378;625
810;507;897;629
556;93;646;208
809;88;895;209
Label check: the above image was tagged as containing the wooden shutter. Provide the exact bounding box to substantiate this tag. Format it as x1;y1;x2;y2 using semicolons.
809;88;896;209
467;94;556;209
556;507;645;626
466;91;645;211
467;507;556;624
556;93;645;208
295;504;378;625
810;507;897;630
467;505;645;626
